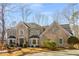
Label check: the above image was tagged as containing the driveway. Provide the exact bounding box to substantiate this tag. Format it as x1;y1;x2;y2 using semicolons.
25;49;79;56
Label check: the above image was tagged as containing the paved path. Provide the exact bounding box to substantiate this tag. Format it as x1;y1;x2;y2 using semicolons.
25;49;79;56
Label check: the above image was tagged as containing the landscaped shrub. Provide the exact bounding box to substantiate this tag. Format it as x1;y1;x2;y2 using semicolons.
23;44;27;48
43;39;56;50
67;36;79;49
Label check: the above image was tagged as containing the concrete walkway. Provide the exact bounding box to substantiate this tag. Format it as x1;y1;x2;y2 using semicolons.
25;49;79;56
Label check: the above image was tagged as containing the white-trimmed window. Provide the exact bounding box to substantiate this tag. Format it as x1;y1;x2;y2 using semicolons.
19;29;24;35
59;39;63;44
33;40;36;44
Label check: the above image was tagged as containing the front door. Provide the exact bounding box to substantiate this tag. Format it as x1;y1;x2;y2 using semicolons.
19;38;24;47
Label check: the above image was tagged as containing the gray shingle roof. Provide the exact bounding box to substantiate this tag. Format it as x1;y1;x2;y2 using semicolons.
26;23;42;28
60;24;72;34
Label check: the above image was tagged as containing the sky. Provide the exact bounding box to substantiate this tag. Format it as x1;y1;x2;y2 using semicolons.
0;3;79;28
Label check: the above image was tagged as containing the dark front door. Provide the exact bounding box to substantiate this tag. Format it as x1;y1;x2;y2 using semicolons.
19;38;24;47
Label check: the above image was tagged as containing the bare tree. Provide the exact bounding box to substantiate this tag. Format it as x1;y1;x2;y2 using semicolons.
20;4;31;22
0;3;18;49
0;4;6;44
52;11;62;24
63;4;79;36
34;13;42;25
39;14;49;26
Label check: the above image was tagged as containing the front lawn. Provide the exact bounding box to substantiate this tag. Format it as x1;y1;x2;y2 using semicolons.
0;48;49;56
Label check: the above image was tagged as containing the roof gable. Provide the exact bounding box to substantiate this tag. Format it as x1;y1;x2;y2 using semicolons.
40;21;71;37
16;22;29;28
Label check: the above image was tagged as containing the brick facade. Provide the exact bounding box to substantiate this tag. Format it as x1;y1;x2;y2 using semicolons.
6;22;71;48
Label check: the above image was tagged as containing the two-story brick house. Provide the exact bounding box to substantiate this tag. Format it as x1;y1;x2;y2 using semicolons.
7;22;44;47
6;21;71;48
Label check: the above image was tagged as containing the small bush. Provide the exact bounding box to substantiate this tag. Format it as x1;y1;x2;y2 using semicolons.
43;39;56;50
24;44;27;48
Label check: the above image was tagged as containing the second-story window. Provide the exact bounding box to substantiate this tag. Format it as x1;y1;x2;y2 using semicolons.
52;28;59;33
19;30;24;35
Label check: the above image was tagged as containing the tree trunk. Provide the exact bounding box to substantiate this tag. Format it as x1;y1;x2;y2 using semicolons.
1;4;5;50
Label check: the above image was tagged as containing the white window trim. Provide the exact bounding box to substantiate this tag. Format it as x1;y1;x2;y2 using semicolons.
59;38;64;45
19;29;24;36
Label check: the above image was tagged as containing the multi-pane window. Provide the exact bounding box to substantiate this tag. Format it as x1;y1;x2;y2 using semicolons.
59;39;63;44
33;40;36;44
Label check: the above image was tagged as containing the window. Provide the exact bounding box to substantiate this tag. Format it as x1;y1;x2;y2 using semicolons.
33;40;36;44
59;39;63;44
52;28;59;33
20;30;23;34
10;40;13;44
19;30;24;35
